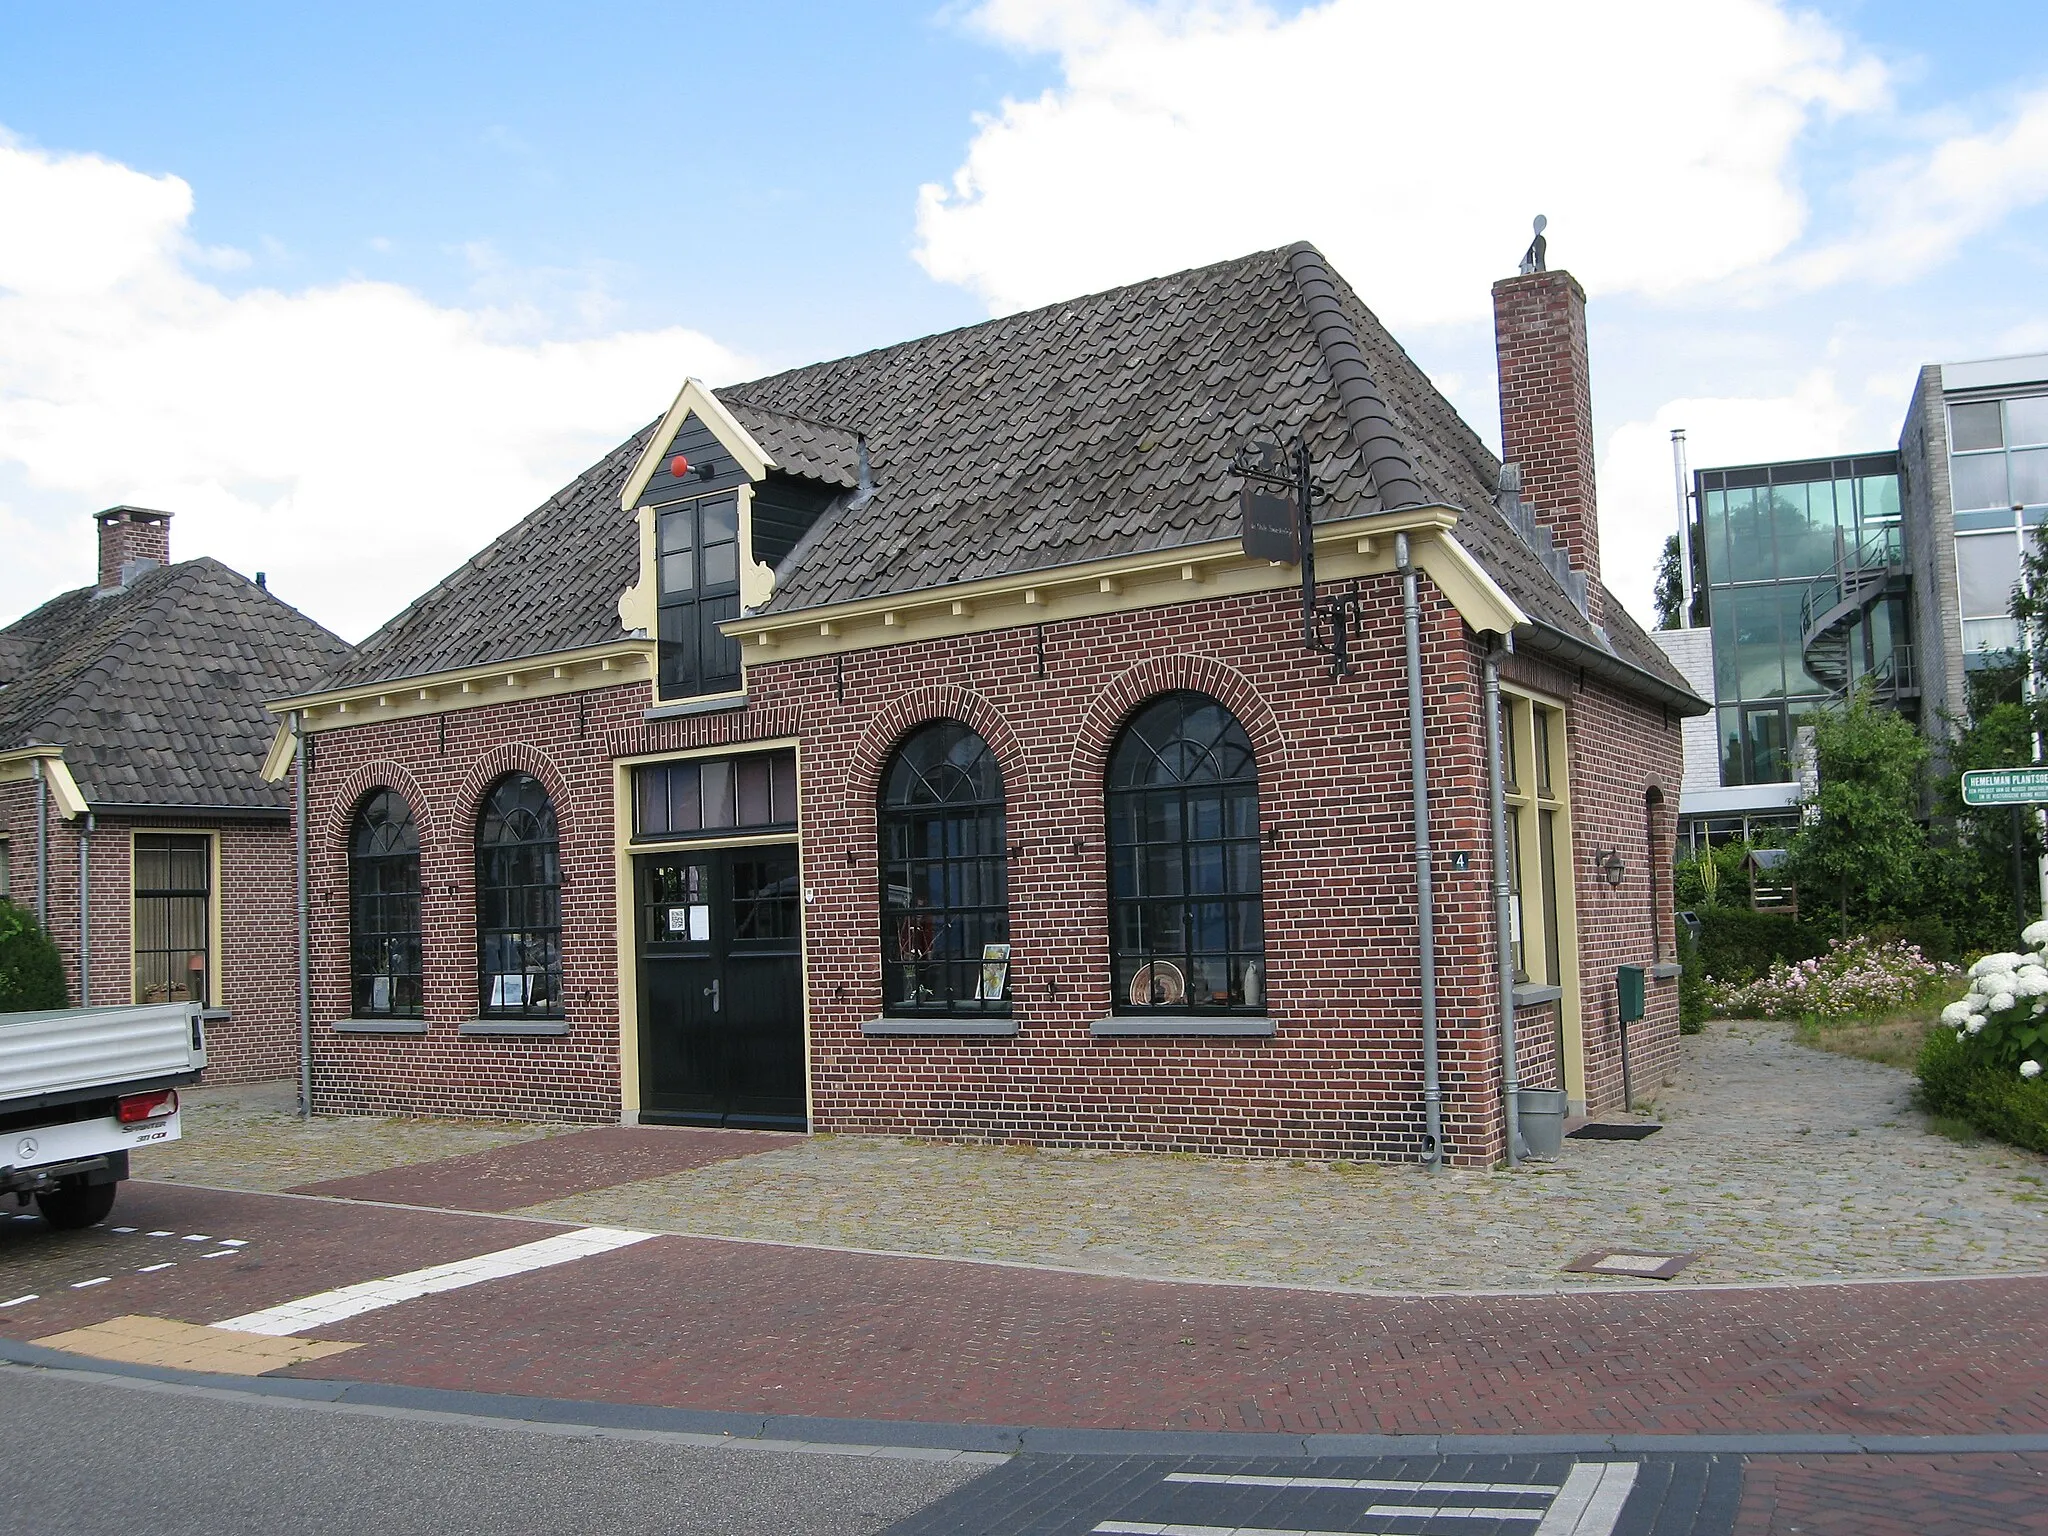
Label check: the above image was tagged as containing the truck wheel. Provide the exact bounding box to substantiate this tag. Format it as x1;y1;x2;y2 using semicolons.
36;1180;117;1230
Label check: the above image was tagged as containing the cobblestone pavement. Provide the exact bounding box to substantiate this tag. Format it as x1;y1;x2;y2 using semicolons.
134;1079;566;1193
518;1023;2048;1291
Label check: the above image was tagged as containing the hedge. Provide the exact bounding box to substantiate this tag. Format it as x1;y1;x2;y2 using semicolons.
1916;1026;2048;1157
1676;928;1708;1034
1691;908;1820;986
0;898;68;1012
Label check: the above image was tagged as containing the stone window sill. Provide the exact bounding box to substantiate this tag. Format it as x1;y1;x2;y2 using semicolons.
643;692;748;722
459;1018;570;1037
864;1017;1018;1036
1091;1016;1275;1037
1648;962;1685;980
1512;984;1564;1007
332;1018;427;1035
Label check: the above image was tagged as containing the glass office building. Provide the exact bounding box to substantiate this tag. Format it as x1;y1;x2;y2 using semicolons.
1946;392;2048;660
1692;455;1907;786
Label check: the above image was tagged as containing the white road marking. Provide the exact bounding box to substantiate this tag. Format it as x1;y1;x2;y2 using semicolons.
11;1214;35;1222
1;1295;37;1307
198;1249;237;1259
1099;1525;1449;1536
1167;1474;1561;1496
219;1239;247;1247
137;1263;175;1273
111;1226;137;1234
212;1226;658;1336
180;1234;211;1242
1533;1463;1639;1536
147;1231;172;1237
69;1277;109;1289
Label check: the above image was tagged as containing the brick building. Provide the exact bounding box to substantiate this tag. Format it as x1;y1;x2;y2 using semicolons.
0;508;354;1081
271;243;1704;1164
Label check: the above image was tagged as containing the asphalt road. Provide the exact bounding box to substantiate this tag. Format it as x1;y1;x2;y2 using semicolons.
0;1364;991;1536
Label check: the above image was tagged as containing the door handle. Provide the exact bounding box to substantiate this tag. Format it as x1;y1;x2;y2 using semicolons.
704;978;721;1013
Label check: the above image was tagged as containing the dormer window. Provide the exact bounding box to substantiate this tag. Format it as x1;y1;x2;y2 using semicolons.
656;491;743;700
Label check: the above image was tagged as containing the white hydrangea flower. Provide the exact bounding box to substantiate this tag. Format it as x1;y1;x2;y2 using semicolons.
1972;953;2027;977
1968;1015;1989;1033
1992;992;2018;1013
2026;921;2048;947
1941;1001;1974;1026
2024;1060;2043;1079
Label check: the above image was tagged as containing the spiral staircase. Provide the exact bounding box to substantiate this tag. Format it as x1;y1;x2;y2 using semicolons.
1798;525;1916;704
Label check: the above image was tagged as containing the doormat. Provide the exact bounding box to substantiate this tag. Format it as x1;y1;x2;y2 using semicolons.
1567;1121;1663;1140
1563;1249;1700;1281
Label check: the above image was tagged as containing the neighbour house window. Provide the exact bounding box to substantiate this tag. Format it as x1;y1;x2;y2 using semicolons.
1502;694;1569;991
1108;691;1265;1013
349;789;422;1019
879;721;1010;1014
0;836;9;901
133;834;210;1007
655;491;744;700
632;750;797;840
476;773;564;1018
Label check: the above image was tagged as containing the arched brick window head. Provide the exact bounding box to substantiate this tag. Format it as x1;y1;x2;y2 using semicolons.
350;789;422;1019
879;721;1011;1015
1108;691;1266;1013
477;773;565;1018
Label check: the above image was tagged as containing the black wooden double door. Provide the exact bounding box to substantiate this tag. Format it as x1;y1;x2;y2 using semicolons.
637;846;806;1129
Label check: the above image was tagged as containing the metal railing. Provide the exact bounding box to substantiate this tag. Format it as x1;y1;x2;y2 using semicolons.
1798;523;1903;649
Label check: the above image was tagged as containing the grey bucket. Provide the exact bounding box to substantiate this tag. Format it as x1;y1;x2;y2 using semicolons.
1517;1088;1569;1159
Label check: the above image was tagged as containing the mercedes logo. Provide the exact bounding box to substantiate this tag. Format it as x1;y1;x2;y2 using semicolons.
15;1137;38;1161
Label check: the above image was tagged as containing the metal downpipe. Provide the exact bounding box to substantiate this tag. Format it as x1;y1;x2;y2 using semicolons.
33;758;48;925
293;712;312;1120
78;813;92;1007
1484;639;1520;1167
1397;533;1444;1170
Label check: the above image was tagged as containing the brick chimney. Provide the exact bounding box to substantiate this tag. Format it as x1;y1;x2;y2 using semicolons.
1492;269;1600;623
95;506;172;590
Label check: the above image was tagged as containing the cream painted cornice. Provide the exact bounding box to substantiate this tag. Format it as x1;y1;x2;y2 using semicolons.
619;378;775;512
721;506;1524;662
0;747;88;818
269;639;654;735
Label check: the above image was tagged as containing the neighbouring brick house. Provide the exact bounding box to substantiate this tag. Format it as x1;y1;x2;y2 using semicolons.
0;508;354;1081
272;243;1704;1164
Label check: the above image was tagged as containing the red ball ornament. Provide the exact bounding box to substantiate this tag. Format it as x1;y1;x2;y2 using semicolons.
669;454;689;478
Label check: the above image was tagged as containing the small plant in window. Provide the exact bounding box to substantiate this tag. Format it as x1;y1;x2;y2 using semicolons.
897;911;936;1004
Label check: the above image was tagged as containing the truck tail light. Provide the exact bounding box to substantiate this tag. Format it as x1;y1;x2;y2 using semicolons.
117;1088;179;1124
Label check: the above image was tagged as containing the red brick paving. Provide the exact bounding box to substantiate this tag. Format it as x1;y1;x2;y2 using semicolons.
286;1125;798;1211
1736;1453;2048;1534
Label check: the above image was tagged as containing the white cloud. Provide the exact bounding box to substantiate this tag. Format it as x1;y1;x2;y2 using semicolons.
1599;372;1861;625
918;0;1890;327
0;134;749;642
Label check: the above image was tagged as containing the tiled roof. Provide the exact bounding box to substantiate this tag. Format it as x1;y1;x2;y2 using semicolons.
325;243;1699;707
0;559;355;811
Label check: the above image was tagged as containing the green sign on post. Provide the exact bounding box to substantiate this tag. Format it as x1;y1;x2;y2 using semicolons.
1961;768;2048;806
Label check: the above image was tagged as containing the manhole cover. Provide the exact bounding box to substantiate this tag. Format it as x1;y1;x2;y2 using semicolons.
1564;1248;1699;1280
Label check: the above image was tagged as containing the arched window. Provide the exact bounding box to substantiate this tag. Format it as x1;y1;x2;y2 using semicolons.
350;789;422;1019
476;773;563;1018
1108;692;1265;1013
879;721;1010;1014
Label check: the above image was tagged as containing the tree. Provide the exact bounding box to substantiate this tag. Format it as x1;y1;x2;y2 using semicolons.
1930;659;2041;950
0;899;68;1011
1787;683;1931;936
1653;532;1684;631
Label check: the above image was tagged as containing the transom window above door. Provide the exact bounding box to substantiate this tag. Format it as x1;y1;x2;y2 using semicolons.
633;749;797;840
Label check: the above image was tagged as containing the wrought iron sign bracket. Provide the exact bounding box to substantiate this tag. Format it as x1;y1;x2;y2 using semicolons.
1233;435;1357;678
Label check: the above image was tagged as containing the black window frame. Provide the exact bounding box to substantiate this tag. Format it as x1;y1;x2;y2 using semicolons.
475;772;564;1019
349;789;423;1019
1106;691;1266;1015
133;833;211;1007
631;750;798;843
879;721;1011;1016
654;490;744;701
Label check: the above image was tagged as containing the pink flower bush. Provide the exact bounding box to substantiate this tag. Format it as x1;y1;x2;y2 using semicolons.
1711;937;1961;1023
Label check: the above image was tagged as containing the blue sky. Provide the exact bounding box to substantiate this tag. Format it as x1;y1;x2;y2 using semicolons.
2;0;2045;640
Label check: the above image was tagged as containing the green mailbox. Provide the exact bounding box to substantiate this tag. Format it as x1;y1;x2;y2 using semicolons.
1616;964;1645;1023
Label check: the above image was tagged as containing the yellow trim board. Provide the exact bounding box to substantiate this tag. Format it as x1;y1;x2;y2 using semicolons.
0;749;88;819
619;378;775;512
720;509;1523;663
273;641;653;733
260;721;295;784
34;1316;357;1376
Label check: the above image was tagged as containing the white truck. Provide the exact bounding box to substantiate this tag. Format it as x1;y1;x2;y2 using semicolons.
1;1002;206;1229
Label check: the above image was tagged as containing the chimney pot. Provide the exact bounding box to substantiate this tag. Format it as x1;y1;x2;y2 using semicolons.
95;506;172;591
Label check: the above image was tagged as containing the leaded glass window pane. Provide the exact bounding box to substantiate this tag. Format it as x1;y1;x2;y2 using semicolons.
349;790;421;1018
1107;692;1265;1013
879;721;1011;1014
475;773;563;1018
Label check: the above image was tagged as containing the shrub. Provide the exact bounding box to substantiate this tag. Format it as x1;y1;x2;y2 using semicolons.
1694;908;1818;986
1935;922;2048;1073
1917;1026;2048;1156
0;899;68;1011
1676;927;1708;1034
1710;935;1961;1022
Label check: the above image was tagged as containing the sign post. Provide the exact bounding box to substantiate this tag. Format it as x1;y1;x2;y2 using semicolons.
1232;435;1363;677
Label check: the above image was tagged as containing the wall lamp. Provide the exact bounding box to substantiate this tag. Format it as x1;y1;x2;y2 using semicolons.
1594;849;1627;887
